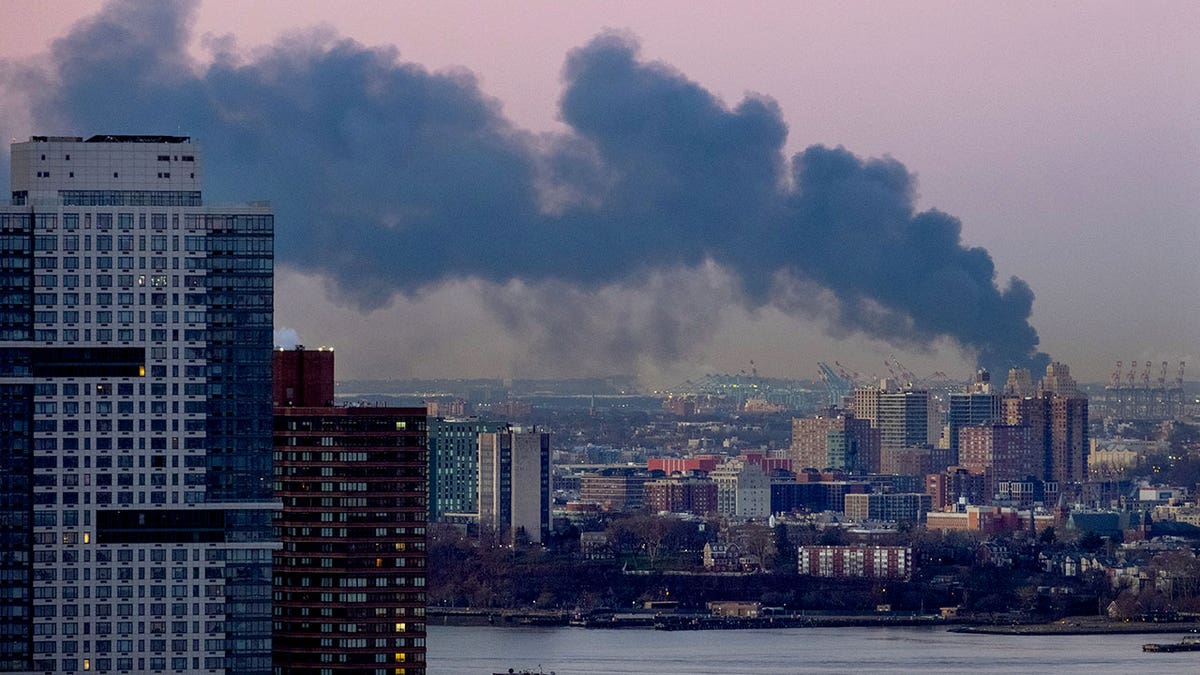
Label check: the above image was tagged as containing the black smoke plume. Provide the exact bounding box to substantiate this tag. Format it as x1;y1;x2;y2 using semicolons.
5;0;1049;374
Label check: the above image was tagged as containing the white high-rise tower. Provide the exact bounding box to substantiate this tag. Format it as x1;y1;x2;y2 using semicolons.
0;135;275;674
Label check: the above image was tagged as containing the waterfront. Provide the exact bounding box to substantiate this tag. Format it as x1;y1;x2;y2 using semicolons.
427;625;1199;674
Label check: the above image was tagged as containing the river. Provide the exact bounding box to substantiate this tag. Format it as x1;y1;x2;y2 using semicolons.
427;624;1197;674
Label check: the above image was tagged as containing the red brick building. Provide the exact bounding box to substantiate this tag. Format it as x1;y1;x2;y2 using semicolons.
958;424;1038;502
273;349;427;674
647;455;721;475
643;476;718;516
797;545;912;579
273;345;335;407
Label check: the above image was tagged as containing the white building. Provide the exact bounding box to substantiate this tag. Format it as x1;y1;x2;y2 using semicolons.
0;135;275;674
710;458;770;519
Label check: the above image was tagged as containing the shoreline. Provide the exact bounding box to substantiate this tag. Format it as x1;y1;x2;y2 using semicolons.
429;607;1200;635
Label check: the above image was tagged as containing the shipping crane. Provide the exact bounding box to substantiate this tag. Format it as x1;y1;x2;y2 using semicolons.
817;362;853;406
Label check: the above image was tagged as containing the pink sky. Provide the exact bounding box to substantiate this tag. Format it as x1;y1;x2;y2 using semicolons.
2;1;1198;383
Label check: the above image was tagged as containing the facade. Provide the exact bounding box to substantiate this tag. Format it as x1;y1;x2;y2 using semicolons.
925;506;1054;534
947;392;1001;462
770;480;869;514
1049;396;1088;484
844;492;932;524
958;423;1039;501
643;476;717;516
427;417;499;522
876;390;932;452
878;445;951;477
849;387;880;425
273;402;428;675
709;458;771;519
925;468;988;510
1002;395;1050;479
273;346;334;407
797;545;912;579
579;468;649;512
789;413;878;473
646;455;720;474
1;135;275;673
1002;388;1088;485
478;427;551;543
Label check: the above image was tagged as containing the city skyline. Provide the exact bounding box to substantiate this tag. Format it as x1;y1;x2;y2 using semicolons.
2;0;1196;386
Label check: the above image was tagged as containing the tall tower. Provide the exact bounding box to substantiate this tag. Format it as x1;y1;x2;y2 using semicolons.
1;135;275;673
427;416;500;522
478;427;551;544
273;348;428;674
947;391;1001;464
876;390;931;453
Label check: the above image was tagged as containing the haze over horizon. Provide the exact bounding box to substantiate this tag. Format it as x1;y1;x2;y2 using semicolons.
2;0;1196;386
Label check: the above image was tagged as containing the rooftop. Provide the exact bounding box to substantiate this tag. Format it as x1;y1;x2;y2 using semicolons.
26;134;192;144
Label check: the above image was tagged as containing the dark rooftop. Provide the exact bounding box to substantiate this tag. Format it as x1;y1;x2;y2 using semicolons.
84;135;191;144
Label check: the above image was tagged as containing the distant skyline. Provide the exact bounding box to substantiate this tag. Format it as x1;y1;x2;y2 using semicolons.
2;0;1197;385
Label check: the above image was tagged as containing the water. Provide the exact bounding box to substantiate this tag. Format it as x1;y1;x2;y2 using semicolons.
427;625;1198;674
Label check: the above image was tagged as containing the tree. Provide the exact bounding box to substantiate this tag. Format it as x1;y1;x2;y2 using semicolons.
774;524;797;574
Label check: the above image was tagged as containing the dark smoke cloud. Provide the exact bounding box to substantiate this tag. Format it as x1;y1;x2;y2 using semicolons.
7;0;1049;374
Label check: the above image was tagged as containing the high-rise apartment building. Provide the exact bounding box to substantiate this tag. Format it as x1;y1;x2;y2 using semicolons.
947;392;1001;463
958;423;1039;501
1001;364;1089;485
427;417;500;522
876;390;932;452
478;427;551;543
790;412;878;473
1048;396;1088;484
273;349;427;674
1;135;275;673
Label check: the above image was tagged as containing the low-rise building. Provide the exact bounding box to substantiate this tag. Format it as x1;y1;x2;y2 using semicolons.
797;545;913;579
644;476;718;516
844;492;931;524
579;468;650;512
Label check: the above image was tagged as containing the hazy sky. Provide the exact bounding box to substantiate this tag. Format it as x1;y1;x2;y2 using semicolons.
2;0;1197;385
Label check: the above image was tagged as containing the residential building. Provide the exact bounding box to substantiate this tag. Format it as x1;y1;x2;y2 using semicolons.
770;479;869;514
1002;395;1050;479
1002;363;1089;484
1039;362;1081;398
427;417;499;522
710;457;771;519
797;545;912;579
877;390;932;451
647;455;720;475
643;476;717;516
478;427;551;543
579;468;650;512
790;412;878;473
925;468;988;510
1003;368;1036;397
1;135;275;674
947;391;1001;463
958;423;1039;501
844;492;931;524
273;381;427;674
1049;396;1088;484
